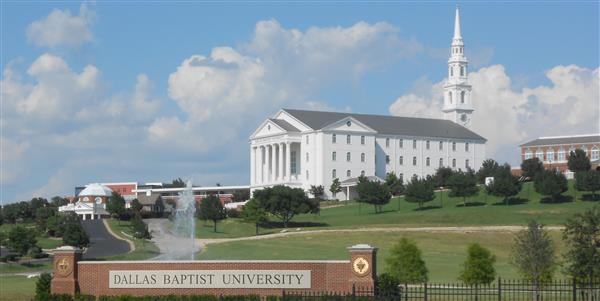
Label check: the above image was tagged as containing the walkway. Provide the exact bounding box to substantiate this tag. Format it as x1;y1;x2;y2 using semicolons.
81;219;130;259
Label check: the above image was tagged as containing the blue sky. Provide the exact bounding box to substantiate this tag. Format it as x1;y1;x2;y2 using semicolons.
1;1;599;203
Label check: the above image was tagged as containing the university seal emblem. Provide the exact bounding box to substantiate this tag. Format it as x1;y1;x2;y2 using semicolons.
55;258;72;277
352;257;369;276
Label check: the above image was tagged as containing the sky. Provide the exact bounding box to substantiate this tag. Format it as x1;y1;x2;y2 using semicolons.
1;1;599;204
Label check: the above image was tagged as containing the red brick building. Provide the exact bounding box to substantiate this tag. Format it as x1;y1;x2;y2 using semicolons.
519;134;600;175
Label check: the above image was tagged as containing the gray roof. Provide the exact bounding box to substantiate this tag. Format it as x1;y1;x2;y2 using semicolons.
520;134;600;147
269;118;300;132
282;109;486;141
137;194;162;206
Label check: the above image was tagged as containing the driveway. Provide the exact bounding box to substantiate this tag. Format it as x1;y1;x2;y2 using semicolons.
81;220;130;259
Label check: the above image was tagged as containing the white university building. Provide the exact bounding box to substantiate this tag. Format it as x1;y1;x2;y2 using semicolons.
249;8;487;200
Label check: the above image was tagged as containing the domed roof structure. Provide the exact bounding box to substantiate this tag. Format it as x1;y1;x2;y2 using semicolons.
79;183;113;197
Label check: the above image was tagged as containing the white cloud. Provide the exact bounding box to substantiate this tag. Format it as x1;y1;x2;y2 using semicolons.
26;2;94;48
389;64;600;164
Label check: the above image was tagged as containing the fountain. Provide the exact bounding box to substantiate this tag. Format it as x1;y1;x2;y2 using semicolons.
170;180;197;260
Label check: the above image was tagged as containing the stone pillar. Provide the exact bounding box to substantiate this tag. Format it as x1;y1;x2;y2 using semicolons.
279;143;284;182
347;244;377;291
260;146;265;184
51;246;82;296
271;144;276;183
286;142;291;181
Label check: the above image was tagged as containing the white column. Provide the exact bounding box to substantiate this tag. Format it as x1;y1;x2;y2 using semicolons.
271;144;276;183
279;142;284;183
286;142;291;182
259;146;265;184
251;146;256;186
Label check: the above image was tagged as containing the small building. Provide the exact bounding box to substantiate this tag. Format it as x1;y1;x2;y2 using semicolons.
59;183;112;220
136;194;165;214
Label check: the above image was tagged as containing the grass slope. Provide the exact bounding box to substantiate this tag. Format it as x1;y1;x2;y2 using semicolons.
0;276;36;301
196;181;598;239
103;219;160;260
198;230;567;282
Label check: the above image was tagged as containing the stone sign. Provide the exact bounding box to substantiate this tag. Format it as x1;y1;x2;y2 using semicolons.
109;270;311;289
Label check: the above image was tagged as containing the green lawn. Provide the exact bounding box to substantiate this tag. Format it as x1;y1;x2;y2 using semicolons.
0;261;51;274
0;275;36;301
198;230;567;282
103;219;160;260
195;181;598;239
0;222;63;249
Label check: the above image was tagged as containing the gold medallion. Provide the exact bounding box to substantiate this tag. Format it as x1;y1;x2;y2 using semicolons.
55;258;72;277
352;257;369;276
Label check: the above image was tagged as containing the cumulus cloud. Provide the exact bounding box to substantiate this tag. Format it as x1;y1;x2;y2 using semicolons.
389;64;600;164
26;2;94;48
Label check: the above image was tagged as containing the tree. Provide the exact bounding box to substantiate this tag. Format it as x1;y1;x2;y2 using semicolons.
511;220;556;292
35;206;55;232
130;198;143;213
521;158;545;180
171;178;186;188
356;177;392;213
376;273;400;297
562;206;600;280
575;170;600;200
131;213;151;239
447;170;479;207
242;199;268;235
534;169;568;202
435;167;454;207
35;272;52;300
309;185;325;200
50;196;69;207
404;176;435;210
198;195;227;232
252;185;319;228
232;190;250;203
487;165;522;205
107;192;127;219
459;243;496;285
477;159;500;184
29;197;49;218
62;217;89;248
385;172;405;196
385;238;428;283
7;225;37;256
330;178;342;199
568;149;591;173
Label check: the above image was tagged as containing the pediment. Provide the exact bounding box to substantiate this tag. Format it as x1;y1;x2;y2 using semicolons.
250;119;288;139
322;116;377;133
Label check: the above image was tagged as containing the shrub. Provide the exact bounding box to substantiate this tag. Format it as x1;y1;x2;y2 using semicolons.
376;273;400;297
35;272;52;300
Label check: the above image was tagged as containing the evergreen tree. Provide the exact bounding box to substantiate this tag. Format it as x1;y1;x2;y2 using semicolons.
575;170;600;200
521;158;545;180
242;199;269;235
35;272;52;300
131;213;151;239
7;225;37;255
404;176;435;209
447;170;479;207
356;177;392;213
62;221;89;248
487;165;522;205
309;185;325;200
511;220;556;290
568;149;591;173
562;206;600;280
107;192;127;219
534;169;568;202
329;178;342;199
477;159;500;184
385;172;405;196
459;244;496;285
198;195;227;232
385;238;428;283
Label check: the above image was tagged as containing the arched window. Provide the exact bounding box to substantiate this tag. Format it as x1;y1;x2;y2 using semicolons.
592;146;599;160
426;157;430;166
460;66;464;76
361;153;365;162
466;159;470;169
413;139;417;149
306;152;309;162
426;140;430;150
346;135;351;144
465;142;469;151
439;141;443;150
450;67;454;76
557;148;566;161
386;138;390;148
399;156;404;165
449;91;453;104
346;152;351;162
399;139;404;148
332;169;336;179
306;170;309;180
361;136;365;145
413;156;417;166
386;155;390;164
461;91;465;104
332;151;336;161
361;170;365;177
439;158;444;167
346;170;351;178
332;134;336;143
452;142;457;151
452;159;456;168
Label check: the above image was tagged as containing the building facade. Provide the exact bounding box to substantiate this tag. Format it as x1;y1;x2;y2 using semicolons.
519;134;600;174
248;7;486;200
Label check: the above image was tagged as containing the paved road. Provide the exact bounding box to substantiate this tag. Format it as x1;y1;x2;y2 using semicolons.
81;220;130;259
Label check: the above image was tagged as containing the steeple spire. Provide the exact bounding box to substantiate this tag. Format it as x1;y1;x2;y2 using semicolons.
453;6;462;39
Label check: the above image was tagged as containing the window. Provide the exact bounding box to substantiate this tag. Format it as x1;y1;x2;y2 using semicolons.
361;170;365;177
465;159;470;169
439;158;444;167
536;151;544;161
386;155;390;164
547;150;555;162
95;197;102;204
386;138;390;148
452;142;457;151
332;134;336;143
332;169;336;179
452;159;456;168
460;66;464;76
426;157;430;166
557;148;566;161
449;91;453;104
361;153;365;162
347;170;351;178
332;151;336;161
413;156;417;166
347;152;351;162
306;135;309;144
83;197;89;202
291;151;297;174
592;147;599;160
525;150;533;160
361;136;365;145
399;156;404;165
426;140;430;150
450;67;453;76
347;135;351;144
465;143;469;152
306;152;309;162
461;91;465;104
439;141;443;150
399;173;403;181
306;170;309;180
413;139;417;149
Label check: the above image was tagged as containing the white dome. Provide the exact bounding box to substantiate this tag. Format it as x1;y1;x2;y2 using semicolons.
79;183;112;197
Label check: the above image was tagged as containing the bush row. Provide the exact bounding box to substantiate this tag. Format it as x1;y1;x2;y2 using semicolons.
35;294;262;301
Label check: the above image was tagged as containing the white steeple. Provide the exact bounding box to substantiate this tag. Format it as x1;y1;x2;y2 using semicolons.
443;6;474;128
